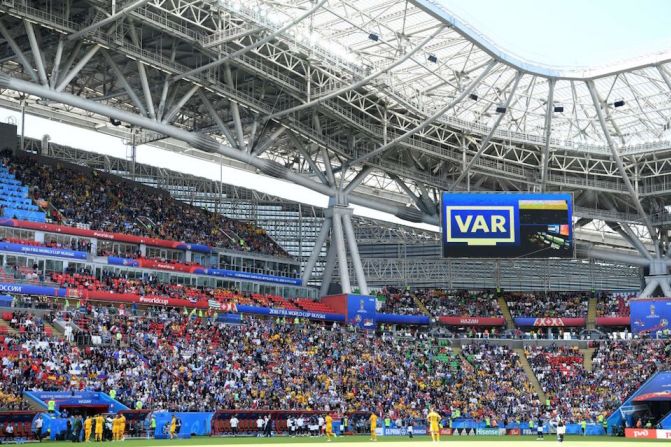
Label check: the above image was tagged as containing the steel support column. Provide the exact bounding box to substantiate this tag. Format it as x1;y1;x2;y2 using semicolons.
198;91;238;149
162;84;199;124
342;210;368;295
0;20;38;83
320;242;337;296
331;209;351;294
640;278;659;298
49;39;64;89
103;51;148;117
301;216;331;286
586;80;658;248
659;278;671;298
223;64;245;150
24;22;48;86
55;45;100;92
251;126;286;157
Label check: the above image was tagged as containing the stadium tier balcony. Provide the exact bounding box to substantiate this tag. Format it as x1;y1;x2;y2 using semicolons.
47;272;334;314
6;153;287;257
376;287;502;318
506;292;589;318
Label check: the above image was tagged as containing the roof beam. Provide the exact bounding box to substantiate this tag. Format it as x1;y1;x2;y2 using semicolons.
67;0;150;41
172;0;328;82
586;80;658;248
540;78;555;192
451;71;523;189
0;20;38;83
346;59;497;167
24;22;48;86
268;25;444;120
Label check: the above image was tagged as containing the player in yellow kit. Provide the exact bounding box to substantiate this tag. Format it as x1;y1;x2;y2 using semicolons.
369;413;378;441
169;415;177;440
94;414;104;442
427;408;442;442
325;414;334;442
119;413;126;441
84;416;92;442
112;415;119;441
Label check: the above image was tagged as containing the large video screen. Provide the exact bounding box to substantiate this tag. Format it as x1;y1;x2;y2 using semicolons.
441;192;573;258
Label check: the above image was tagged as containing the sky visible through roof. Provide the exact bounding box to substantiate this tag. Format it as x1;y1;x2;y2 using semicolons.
440;0;671;68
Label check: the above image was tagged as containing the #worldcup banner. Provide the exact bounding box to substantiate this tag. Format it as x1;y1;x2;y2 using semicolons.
441;192;573;258
630;299;671;336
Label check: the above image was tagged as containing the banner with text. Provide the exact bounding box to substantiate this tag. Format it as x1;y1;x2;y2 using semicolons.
0;242;87;259
514;317;586;327
438;316;506;326
631;299;671;336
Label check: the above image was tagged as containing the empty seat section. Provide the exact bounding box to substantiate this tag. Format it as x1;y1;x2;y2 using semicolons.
0;165;46;222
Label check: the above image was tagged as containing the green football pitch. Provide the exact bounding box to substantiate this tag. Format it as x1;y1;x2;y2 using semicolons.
38;436;667;446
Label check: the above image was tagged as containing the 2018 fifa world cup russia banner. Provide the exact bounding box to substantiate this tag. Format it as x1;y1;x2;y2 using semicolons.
0;242;87;259
438;316;506;326
441;192;573;258
514;317;586;327
630;299;671;335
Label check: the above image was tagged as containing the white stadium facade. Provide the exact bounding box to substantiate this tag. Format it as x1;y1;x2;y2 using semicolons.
0;0;670;295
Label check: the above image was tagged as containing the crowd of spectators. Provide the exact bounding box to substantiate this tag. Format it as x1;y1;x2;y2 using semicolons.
451;344;539;423
526;341;671;423
596;292;635;317
1;298;668;426
5;154;287;257
506;292;589;318
375;287;421;315
418;290;502;317
376;288;502;318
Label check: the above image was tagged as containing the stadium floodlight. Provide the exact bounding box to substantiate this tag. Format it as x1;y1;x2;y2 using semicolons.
368;33;379;41
614;99;625;107
469;93;478;101
553;105;564;113
495;105;507;113
428;54;438;63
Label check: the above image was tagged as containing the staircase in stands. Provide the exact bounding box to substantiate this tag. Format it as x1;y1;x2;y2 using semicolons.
583;347;596;372
497;295;516;329
412;293;433;317
586;296;597;330
515;348;547;403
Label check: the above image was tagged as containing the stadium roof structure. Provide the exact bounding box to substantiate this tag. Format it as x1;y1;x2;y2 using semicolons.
0;0;670;294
